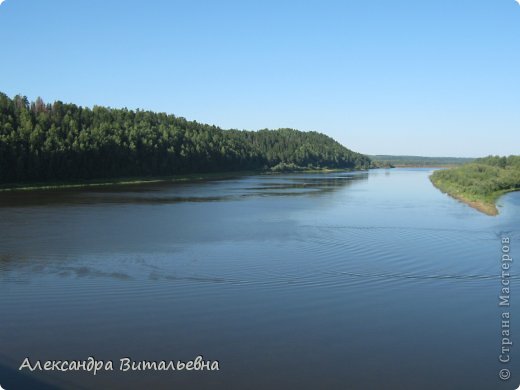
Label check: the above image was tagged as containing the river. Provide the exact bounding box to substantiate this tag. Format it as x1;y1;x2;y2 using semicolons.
0;168;518;389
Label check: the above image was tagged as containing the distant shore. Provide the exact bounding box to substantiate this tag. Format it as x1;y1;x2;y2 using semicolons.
391;164;461;168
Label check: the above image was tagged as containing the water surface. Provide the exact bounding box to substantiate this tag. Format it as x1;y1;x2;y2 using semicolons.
0;168;518;389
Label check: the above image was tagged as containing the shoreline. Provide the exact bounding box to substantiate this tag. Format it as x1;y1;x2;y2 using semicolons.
429;176;516;216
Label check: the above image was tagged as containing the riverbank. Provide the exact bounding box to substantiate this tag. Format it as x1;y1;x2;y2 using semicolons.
429;175;520;216
429;156;520;216
429;175;502;215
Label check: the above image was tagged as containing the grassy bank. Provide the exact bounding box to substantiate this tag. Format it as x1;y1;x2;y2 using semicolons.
429;176;508;215
430;156;520;216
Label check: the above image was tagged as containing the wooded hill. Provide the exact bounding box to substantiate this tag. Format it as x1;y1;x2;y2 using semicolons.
0;93;370;184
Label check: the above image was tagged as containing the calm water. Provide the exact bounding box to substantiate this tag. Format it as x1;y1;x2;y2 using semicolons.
0;168;518;390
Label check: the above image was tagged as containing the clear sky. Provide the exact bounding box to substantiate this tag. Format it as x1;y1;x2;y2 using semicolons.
0;0;519;157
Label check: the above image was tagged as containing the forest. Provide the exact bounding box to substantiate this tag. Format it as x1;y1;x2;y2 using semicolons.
430;155;520;215
0;92;371;184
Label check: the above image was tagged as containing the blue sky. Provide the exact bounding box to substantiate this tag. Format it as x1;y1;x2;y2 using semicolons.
0;0;519;157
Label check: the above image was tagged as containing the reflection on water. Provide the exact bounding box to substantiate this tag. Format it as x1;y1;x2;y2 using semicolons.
0;169;518;390
0;172;368;207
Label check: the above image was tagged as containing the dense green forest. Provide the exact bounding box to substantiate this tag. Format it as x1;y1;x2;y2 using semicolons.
0;92;370;184
370;155;474;168
430;155;520;215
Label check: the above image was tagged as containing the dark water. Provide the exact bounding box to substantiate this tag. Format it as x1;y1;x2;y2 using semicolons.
0;168;518;390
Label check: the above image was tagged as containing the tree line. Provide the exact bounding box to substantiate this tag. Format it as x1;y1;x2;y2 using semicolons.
0;92;371;183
